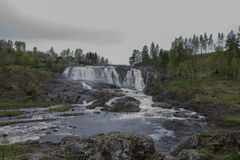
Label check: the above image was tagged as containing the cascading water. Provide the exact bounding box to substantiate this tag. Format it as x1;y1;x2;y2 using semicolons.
63;66;145;91
122;68;145;91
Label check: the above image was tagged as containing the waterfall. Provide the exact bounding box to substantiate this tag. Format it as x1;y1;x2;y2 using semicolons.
63;66;145;91
123;68;145;91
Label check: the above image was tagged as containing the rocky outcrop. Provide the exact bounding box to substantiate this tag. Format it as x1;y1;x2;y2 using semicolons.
58;132;160;160
164;132;240;160
102;96;141;112
6;132;240;160
45;76;124;105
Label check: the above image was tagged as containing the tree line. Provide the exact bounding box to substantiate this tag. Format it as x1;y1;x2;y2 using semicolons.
129;28;240;80
0;40;109;72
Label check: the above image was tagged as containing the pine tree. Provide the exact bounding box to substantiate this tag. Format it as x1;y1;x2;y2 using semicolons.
199;35;204;53
141;45;150;65
208;34;214;52
226;30;239;58
74;48;83;62
203;33;208;53
33;47;37;53
150;42;156;60
192;35;199;53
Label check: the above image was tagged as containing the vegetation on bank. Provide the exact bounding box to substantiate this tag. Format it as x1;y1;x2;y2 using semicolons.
129;28;240;128
0;101;61;110
130;28;240;81
0;40;109;110
223;115;240;124
0;141;58;160
0;110;22;117
131;28;240;110
48;106;71;112
0;143;30;159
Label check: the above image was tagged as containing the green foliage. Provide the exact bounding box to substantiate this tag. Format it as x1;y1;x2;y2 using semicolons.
0;101;61;110
177;61;189;79
231;58;240;80
223;116;240;124
48;106;70;112
0;111;22;117
129;42;169;67
228;153;240;160
167;49;178;77
129;28;240;82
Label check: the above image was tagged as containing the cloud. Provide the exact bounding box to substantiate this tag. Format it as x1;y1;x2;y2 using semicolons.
0;0;125;45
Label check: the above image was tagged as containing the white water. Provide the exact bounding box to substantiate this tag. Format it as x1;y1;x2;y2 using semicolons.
0;66;205;148
111;89;188;121
81;81;92;90
123;68;145;91
63;66;145;91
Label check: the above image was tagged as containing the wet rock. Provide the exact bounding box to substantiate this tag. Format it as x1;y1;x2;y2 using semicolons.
59;112;85;117
2;133;8;137
173;112;186;118
93;111;101;114
59;132;159;160
152;102;172;109
102;96;141;112
86;98;107;109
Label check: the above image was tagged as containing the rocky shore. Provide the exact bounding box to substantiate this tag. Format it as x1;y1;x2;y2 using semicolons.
150;91;240;129
4;131;240;160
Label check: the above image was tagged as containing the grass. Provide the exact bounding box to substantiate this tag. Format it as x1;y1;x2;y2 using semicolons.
0;111;22;117
0;101;62;110
0;143;31;159
222;115;240;124
0;142;57;159
161;77;240;108
48;106;70;112
164;78;202;93
228;153;240;160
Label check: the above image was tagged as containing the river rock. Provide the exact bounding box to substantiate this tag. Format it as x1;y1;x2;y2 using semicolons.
152;102;172;109
59;132;159;160
164;149;206;160
102;96;141;112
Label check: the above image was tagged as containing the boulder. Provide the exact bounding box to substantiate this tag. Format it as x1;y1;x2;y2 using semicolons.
59;132;159;160
151;102;172;109
102;96;141;112
164;149;207;160
165;132;240;160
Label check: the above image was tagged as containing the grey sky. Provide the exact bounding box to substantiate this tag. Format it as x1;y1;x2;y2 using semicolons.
0;0;240;64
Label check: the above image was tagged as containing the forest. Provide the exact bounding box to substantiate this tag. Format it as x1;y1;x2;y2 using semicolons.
129;29;240;80
0;41;109;72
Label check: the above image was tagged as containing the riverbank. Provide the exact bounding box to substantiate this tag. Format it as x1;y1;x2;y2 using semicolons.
1;65;239;160
1;131;240;160
146;76;240;129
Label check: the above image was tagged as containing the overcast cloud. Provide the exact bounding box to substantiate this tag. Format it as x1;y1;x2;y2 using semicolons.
0;0;124;44
0;0;240;64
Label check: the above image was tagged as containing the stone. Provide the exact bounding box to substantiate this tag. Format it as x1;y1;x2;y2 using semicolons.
102;96;141;112
152;102;172;109
59;132;159;160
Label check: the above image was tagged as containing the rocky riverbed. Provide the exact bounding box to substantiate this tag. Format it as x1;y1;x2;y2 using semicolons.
1;65;239;160
0;73;207;156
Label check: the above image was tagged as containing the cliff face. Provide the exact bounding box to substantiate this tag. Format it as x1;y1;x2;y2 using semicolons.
135;66;168;95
